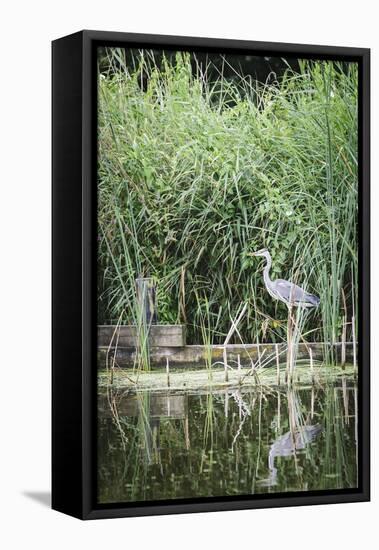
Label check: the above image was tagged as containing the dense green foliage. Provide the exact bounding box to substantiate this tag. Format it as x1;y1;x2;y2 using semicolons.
97;48;358;346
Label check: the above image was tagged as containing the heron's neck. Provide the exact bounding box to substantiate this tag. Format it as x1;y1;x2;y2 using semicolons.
263;253;272;286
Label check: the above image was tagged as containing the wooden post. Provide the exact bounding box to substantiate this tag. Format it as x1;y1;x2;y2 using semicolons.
166;357;170;388
256;340;261;369
223;346;229;382
341;317;347;369
275;343;280;385
352;315;357;372
237;354;242;385
136;277;157;325
341;288;347;368
309;347;314;385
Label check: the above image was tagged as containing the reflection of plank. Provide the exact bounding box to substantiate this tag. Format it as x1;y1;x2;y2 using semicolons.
150;394;185;418
98;324;186;348
98;393;186;419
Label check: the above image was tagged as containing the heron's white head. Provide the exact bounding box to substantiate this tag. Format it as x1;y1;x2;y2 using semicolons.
249;248;269;257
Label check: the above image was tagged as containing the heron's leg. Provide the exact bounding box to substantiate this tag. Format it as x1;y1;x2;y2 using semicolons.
286;307;290;377
290;308;312;374
286;305;294;383
290;308;300;374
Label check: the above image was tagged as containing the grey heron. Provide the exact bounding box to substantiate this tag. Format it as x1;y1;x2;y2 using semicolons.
250;248;319;380
250;248;320;308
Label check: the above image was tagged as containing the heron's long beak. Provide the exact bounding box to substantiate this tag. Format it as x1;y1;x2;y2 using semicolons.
249;249;267;257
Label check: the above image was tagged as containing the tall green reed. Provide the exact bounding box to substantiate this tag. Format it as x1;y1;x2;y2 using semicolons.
97;49;358;353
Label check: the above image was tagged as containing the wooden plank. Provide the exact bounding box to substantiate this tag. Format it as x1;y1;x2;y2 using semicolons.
98;342;355;369
98;324;186;348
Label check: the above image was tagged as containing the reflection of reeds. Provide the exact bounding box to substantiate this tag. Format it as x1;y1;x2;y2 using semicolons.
354;386;358;479
203;392;215;449
105;387;129;451
98;379;358;503
231;388;253;452
320;383;357;489
184;395;190;450
136;392;153;464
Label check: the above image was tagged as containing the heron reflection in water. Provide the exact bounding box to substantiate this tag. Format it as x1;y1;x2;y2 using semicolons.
258;390;322;487
259;424;322;487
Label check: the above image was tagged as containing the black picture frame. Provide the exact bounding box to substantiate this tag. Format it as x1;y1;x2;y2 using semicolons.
52;30;370;520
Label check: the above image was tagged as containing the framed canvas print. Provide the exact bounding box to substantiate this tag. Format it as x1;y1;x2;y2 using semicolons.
52;30;370;519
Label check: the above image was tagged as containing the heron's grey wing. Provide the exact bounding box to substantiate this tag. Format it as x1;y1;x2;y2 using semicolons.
274;279;318;306
273;279;305;303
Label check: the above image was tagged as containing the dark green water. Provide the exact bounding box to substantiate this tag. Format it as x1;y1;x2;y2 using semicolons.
97;380;358;504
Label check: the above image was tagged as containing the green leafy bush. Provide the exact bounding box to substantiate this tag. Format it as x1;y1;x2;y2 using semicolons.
97;49;358;346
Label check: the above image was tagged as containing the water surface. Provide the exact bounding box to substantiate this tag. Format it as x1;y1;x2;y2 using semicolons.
97;379;357;504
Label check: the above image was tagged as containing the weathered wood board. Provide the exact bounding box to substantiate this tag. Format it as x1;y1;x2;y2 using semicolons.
97;341;354;369
98;324;186;348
